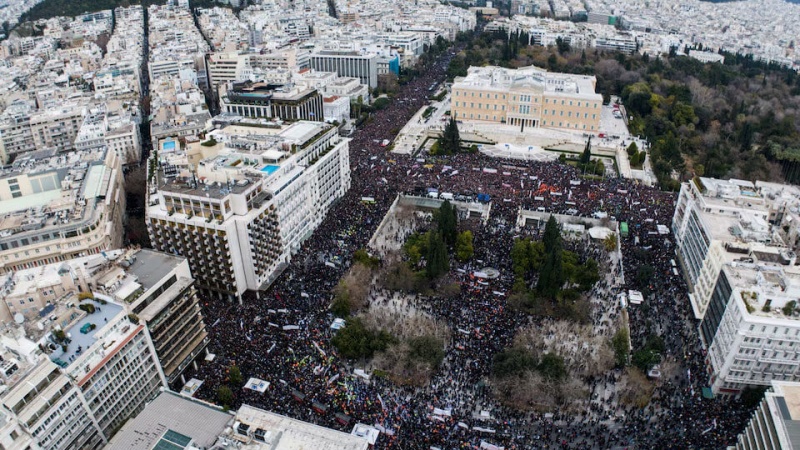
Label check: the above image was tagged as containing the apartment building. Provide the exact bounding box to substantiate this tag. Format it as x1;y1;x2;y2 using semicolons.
60;303;164;439
206;50;313;88
671;178;799;319
219;81;324;122
0;249;208;384
701;260;800;394
147;120;351;300
0;100;35;164
0;148;125;274
74;104;142;165
451;65;602;132
29;103;85;153
1;359;102;450
0;247;212;447
310;51;378;88
0;298;164;448
593;35;637;54
123;249;209;384
730;380;800;450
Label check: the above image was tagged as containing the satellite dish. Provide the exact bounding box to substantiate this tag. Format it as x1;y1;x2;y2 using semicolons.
13;313;24;324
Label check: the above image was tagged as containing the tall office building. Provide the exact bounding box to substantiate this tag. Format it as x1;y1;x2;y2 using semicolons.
701;260;800;394
450;65;603;132
147;120;350;300
310;50;378;88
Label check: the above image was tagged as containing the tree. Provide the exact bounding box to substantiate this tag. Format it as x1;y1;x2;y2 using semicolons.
611;328;630;367
331;295;351;317
217;386;233;409
580;136;592;165
542;215;561;255
436;200;458;246
229;365;243;385
538;353;567;381
627;141;639;156
332;318;394;360
603;233;618;252
437;118;461;155
408;336;445;367
425;232;449;279
492;347;537;378
353;248;380;268
537;216;565;300
455;231;474;262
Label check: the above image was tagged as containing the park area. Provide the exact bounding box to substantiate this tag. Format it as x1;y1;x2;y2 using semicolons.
325;195;665;415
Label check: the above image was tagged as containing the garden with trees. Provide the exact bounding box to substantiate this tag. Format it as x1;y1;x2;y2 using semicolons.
330;201;470;386
507;216;600;322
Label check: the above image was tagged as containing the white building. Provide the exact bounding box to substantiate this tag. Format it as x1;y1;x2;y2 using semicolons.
702;260;800;395
0;248;210;448
689;50;725;64
227;405;369;450
672;178;799;319
147;120;351;300
323;96;350;124
730;380;800;450
0;148;126;274
310;51;378;88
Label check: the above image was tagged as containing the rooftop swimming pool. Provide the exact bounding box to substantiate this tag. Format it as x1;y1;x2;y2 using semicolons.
261;165;280;175
163;141;176;150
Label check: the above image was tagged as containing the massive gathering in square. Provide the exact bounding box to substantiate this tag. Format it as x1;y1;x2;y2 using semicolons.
0;0;798;448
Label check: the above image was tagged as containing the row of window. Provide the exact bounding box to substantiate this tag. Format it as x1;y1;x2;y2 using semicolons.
451;112;596;130
454;90;599;108
455;102;597;120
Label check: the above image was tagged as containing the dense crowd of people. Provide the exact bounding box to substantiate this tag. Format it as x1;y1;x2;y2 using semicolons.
178;42;756;449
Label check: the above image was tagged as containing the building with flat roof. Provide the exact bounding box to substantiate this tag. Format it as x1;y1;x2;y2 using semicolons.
147;120;350;300
0;247;210;448
701;260;800;394
123;249;210;384
451;65;602;132
227;405;369;450
310;51;378;88
220;80;324;122
0;147;125;275
106;389;234;450
672;177;800;320
730;380;800;450
690;50;725;64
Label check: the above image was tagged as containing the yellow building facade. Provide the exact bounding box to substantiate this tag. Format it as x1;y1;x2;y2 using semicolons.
451;65;603;132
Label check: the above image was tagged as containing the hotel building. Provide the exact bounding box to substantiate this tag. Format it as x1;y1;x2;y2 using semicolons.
146;119;350;301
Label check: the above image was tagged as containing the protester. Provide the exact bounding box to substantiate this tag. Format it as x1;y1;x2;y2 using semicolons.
180;47;748;449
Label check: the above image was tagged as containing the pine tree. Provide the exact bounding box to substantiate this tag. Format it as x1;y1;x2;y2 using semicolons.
580;136;592;165
438;118;461;154
537;216;565;299
542;216;561;254
436;200;458;246
426;232;449;279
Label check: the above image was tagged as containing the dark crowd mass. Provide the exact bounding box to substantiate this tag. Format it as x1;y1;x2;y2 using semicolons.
176;43;756;449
